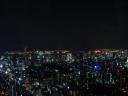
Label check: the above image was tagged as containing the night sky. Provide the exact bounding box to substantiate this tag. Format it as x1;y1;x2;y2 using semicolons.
0;0;128;50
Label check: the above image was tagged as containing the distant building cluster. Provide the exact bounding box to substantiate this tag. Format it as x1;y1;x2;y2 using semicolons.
5;49;128;64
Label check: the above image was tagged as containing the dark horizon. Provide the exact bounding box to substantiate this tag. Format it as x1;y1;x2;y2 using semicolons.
0;0;128;51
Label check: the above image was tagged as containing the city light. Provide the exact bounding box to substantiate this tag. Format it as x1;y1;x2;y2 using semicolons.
0;49;128;95
0;64;3;68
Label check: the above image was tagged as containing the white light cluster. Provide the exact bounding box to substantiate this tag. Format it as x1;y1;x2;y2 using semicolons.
0;64;3;68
